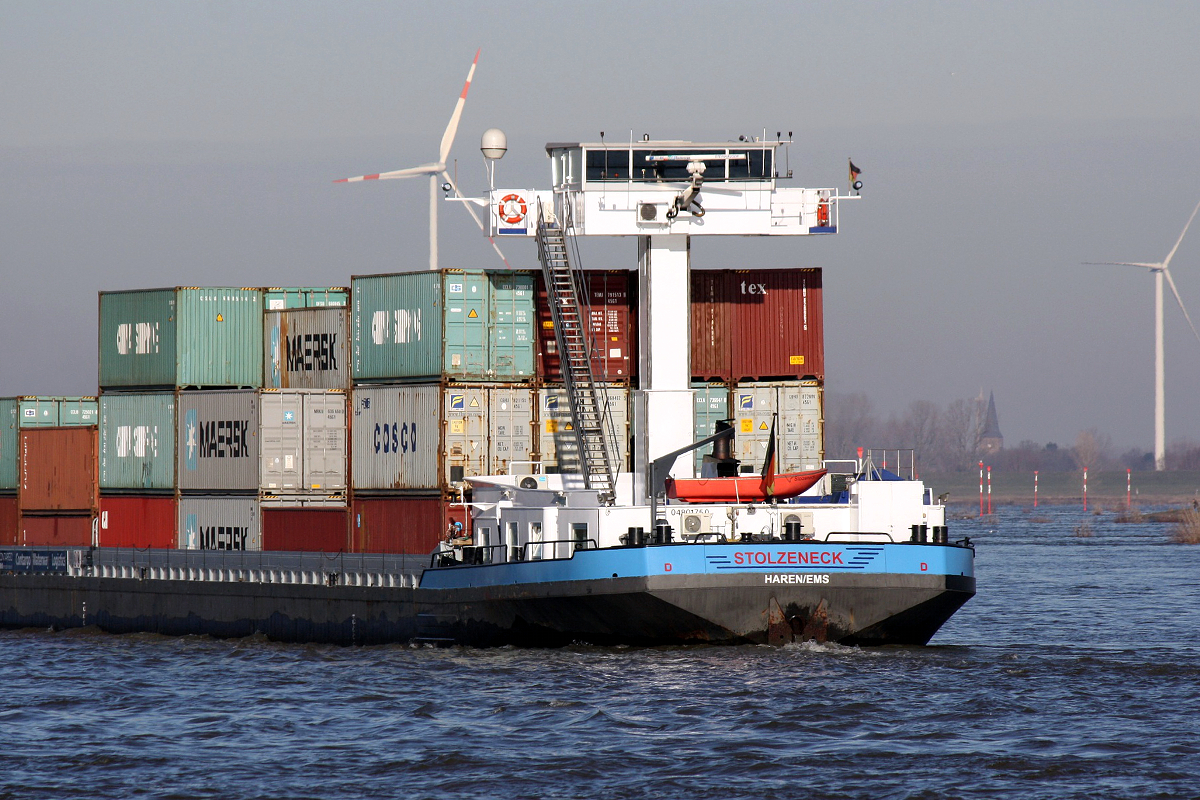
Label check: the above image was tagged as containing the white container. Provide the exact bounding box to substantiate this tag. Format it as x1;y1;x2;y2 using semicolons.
259;389;347;495
350;384;443;490
487;387;536;476
177;390;260;492
537;385;631;475
732;380;823;473
177;495;262;551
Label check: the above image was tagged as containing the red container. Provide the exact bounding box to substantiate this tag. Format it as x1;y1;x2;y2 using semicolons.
350;496;467;554
22;515;93;547
690;269;824;382
0;496;17;546
536;271;637;382
19;427;99;513
263;507;348;552
98;496;177;549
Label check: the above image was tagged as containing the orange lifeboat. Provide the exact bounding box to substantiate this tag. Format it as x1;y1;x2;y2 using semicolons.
665;469;827;503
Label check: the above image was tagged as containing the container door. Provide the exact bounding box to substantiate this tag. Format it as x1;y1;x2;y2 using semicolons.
443;272;488;379
443;386;487;484
732;384;778;474
488;387;534;475
488;272;536;379
303;391;347;492
692;383;730;474
260;391;303;492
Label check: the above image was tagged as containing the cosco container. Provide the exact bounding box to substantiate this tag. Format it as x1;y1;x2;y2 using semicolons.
264;307;349;389
732;381;824;473
98;495;177;548
692;382;731;474
0;496;17;545
537;385;630;476
19;427;99;513
350;496;467;554
18;396;99;427
536;270;637;382
99;393;176;491
352;270;536;382
259;389;347;496
176;390;260;492
0;399;16;491
21;515;93;547
690;269;824;381
263;507;348;552
98;287;263;389
263;287;348;309
177;495;262;551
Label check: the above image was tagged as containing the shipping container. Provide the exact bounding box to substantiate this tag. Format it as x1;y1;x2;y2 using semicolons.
0;399;15;491
536;270;637;382
350;496;467;554
487;387;536;475
259;389;347;495
98;495;177;548
690;269;824;381
692;382;731;474
19;427;99;513
99;393;175;490
21;515;93;547
732;381;824;474
18;396;99;427
262;507;348;552
264;307;349;389
0;496;17;546
263;287;348;310
537;385;631;475
176;390;260;492
177;495;262;550
98;287;263;389
352;270;536;382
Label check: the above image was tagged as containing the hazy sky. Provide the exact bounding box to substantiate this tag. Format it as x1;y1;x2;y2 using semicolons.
3;1;1200;453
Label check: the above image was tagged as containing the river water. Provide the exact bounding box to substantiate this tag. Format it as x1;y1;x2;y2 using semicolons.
2;505;1199;799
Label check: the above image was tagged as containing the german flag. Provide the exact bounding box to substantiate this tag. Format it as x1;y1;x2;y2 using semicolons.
849;159;862;186
761;415;778;498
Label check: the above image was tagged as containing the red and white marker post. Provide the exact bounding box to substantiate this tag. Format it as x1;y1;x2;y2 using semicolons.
1034;470;1039;507
1083;467;1088;512
978;462;984;517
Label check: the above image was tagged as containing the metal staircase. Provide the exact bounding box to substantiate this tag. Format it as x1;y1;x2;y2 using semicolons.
535;199;616;500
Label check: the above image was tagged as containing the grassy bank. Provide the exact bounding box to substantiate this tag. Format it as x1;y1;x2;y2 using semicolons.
921;470;1200;508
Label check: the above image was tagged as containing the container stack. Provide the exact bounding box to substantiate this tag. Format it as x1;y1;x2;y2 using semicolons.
0;399;16;545
690;269;825;476
13;397;99;546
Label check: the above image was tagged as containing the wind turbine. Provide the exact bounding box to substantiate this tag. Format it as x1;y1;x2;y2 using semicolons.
1085;199;1200;470
336;49;508;270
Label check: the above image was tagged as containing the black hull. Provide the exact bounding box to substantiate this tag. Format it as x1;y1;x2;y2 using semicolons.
0;572;974;647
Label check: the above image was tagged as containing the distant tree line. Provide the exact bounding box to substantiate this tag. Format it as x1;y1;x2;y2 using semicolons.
824;392;1200;473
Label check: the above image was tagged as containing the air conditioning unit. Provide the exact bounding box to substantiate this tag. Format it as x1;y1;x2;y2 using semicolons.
636;202;670;226
682;512;712;535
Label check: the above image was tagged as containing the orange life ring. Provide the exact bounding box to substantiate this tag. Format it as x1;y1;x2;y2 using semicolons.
499;193;528;225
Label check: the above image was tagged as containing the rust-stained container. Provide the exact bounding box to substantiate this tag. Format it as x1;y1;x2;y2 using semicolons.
0;495;17;546
350;496;466;554
262;507;348;552
98;495;177;549
690;269;824;381
264;307;349;389
19;427;99;513
21;515;94;547
536;271;637;382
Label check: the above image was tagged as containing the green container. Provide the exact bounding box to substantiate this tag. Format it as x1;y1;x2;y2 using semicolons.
0;398;16;490
489;271;536;379
99;392;176;490
692;382;730;474
18;396;99;427
99;287;263;389
263;287;349;310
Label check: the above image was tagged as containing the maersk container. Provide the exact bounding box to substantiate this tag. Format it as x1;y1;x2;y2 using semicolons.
99;393;176;490
263;287;348;310
0;399;16;491
352;270;536;382
176;390;260;492
177;495;262;550
259;389;347;495
99;287;263;389
732;381;824;474
537;271;637;382
537;385;630;475
692;382;731;474
18;396;99;427
487;387;536;475
264;307;349;389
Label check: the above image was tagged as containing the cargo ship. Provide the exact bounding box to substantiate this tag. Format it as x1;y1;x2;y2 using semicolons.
0;130;975;647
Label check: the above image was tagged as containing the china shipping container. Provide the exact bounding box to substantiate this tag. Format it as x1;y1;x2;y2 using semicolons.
731;381;824;473
177;495;262;551
351;270;536;383
259;389;347;497
692;382;731;474
262;507;348;552
99;393;176;491
535;270;637;383
690;269;824;382
263;287;348;310
0;398;15;491
21;515;94;547
98;495;177;548
0;495;16;545
264;307;349;389
176;390;260;492
19;427;99;513
98;287;264;389
537;385;631;475
18;396;99;427
350;495;467;554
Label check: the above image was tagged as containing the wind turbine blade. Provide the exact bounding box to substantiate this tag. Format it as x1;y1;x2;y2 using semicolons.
1082;261;1163;270
438;49;480;167
335;163;442;183
1164;268;1200;345
1163;198;1200;269
442;170;511;269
